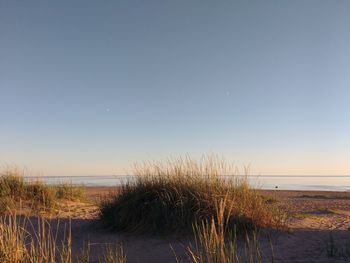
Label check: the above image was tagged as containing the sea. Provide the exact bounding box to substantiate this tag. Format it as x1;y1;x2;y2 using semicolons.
24;175;350;192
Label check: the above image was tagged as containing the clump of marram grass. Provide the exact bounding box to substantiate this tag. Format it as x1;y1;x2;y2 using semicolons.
0;172;54;211
54;182;84;201
0;213;126;263
99;155;286;234
186;198;274;263
26;181;56;209
0;168;85;213
0;172;26;199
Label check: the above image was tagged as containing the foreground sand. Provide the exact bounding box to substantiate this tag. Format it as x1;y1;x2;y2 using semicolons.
22;187;350;262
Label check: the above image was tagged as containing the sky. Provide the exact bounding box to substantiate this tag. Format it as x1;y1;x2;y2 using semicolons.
1;0;350;176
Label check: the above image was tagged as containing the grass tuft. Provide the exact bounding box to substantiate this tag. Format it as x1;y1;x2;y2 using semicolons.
99;155;286;234
54;183;84;201
0;168;85;213
187;198;274;263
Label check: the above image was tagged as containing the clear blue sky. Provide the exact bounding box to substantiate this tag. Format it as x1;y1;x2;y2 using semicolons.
1;1;350;176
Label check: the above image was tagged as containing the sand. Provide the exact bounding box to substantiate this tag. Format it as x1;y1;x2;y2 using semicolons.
20;187;350;262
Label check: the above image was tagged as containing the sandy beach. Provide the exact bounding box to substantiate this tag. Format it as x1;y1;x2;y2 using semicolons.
3;1;350;262
35;187;350;263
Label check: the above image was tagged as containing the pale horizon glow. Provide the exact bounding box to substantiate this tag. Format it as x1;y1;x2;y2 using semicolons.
1;1;350;176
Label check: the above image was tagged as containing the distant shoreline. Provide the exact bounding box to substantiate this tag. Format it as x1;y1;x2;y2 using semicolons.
21;175;350;192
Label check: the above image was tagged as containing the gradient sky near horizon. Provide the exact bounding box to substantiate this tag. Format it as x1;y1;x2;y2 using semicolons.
1;0;350;176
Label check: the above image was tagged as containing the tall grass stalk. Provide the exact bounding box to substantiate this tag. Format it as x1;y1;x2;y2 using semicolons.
187;198;273;263
0;213;126;263
0;214;69;263
99;244;126;263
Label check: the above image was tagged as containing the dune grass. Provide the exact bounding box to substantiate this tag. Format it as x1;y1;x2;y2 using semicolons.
186;198;274;263
99;155;287;234
0;168;85;213
0;213;126;263
0;168;126;262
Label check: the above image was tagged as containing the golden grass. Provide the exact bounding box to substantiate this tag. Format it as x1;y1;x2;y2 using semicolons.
186;198;274;263
0;214;68;263
0;213;126;263
99;155;287;234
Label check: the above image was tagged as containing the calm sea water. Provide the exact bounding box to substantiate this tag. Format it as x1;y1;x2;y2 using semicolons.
24;175;350;192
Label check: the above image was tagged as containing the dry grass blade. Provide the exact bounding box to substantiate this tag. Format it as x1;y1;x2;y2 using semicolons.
187;198;274;263
98;243;126;263
0;213;127;263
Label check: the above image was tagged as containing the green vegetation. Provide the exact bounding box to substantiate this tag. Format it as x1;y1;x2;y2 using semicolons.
55;183;84;200
99;156;287;234
0;168;84;212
